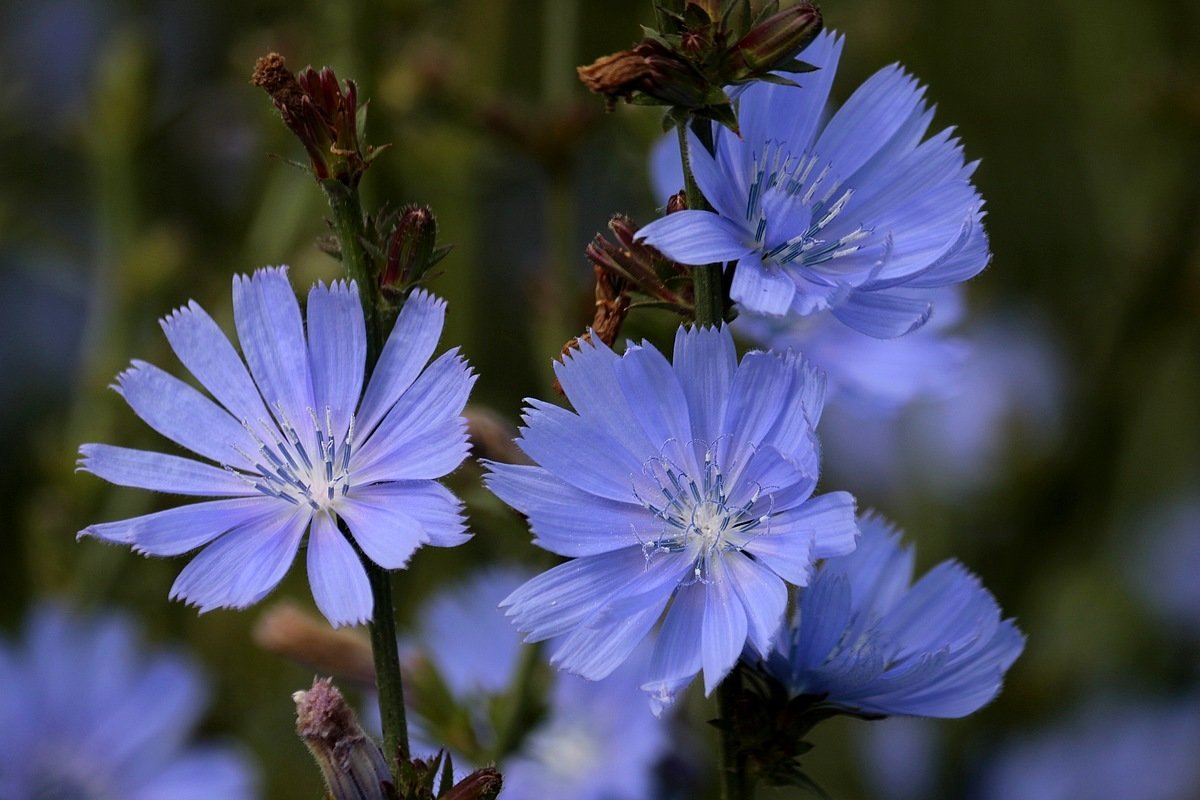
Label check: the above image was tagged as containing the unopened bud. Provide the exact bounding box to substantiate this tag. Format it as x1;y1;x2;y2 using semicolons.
576;41;710;110
294;678;394;800
442;768;503;800
666;190;688;214
382;205;444;292
729;3;823;80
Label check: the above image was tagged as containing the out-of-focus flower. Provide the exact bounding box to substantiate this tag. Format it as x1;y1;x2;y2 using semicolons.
404;570;672;800
819;310;1066;498
764;514;1024;718
0;604;256;799
79;268;475;626
976;695;1200;800
1129;494;1200;636
638;31;989;330
486;325;858;709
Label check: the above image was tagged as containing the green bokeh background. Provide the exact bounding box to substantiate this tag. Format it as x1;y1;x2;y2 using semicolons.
2;0;1198;797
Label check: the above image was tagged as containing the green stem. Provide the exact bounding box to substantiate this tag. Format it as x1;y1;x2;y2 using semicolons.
677;125;725;327
322;178;410;778
717;675;753;800
365;558;411;766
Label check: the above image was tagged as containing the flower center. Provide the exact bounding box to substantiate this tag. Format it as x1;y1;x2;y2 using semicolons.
635;446;769;582
746;142;871;268
234;406;354;513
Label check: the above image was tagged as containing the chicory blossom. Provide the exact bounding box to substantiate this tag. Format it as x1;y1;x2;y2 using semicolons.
766;513;1023;718
637;31;989;334
78;267;475;627
486;324;858;709
0;604;256;800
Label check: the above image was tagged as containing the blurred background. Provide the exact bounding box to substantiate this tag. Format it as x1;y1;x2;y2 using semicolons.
2;0;1198;797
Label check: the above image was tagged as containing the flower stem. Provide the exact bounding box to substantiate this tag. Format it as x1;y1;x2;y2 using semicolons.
677;125;725;327
322;177;410;779
365;558;411;767
717;674;752;800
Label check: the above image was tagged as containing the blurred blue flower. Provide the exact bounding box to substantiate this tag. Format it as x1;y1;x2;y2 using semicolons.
1129;494;1200;637
0;604;256;799
734;288;969;414
406;570;673;800
637;31;989;332
486;325;858;709
79;268;474;626
976;694;1200;800
765;514;1024;718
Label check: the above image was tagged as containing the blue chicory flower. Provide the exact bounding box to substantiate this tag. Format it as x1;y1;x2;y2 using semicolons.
765;513;1024;718
78;267;475;627
486;324;859;709
637;31;990;334
0;604;256;799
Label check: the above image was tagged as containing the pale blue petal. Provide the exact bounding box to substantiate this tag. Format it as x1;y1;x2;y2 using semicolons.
80;497;282;556
831;287;932;338
553;336;657;459
355;289;447;438
345;480;467;548
336;487;430;569
738;31;843;152
701;557;748;694
131;750;257;800
636;211;754;264
644;581;705;692
112;361;258;470
159;301;273;432
741;528;814;586
306;280;366;442
815;65;929;181
671;324;736;448
517;399;655;503
650;132;684;202
351;349;474;482
78;444;257;497
718;349;799;483
231;267;317;454
729;253;796;315
484;462;648;556
756;491;859;560
307;513;373;627
687;130;751;222
170;508;308;612
724;551;787;656
792;572;853;671
615;341;696;471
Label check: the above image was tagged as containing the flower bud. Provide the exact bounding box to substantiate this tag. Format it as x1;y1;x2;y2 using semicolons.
294;678;394;800
442;768;503;800
729;3;823;80
382;204;444;293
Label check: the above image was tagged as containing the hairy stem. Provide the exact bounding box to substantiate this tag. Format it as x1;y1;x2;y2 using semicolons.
677;125;725;327
366;558;411;767
717;675;753;800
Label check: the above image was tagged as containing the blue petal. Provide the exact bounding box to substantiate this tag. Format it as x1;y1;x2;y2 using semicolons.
131;750;257;800
345;480;468;548
351;349;474;483
671;325;736;449
336;485;431;568
644;581;706;697
738;31;843;154
170;508;308;612
356;289;447;438
687;130;752;223
517;399;656;503
615;341;697;472
724;551;787;656
484;463;648;556
815;65;929;182
307;513;373;627
636;211;754;265
159;301;273;432
306;280;366;443
554;337;658;459
792;571;854;674
756;491;859;562
730;253;796;315
232;268;318;455
701;557;749;694
78;444;257;497
831;287;933;338
112;361;259;470
80;497;282;556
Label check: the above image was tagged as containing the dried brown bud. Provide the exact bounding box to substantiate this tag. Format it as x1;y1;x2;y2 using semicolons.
666;190;689;214
294;678;394;800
